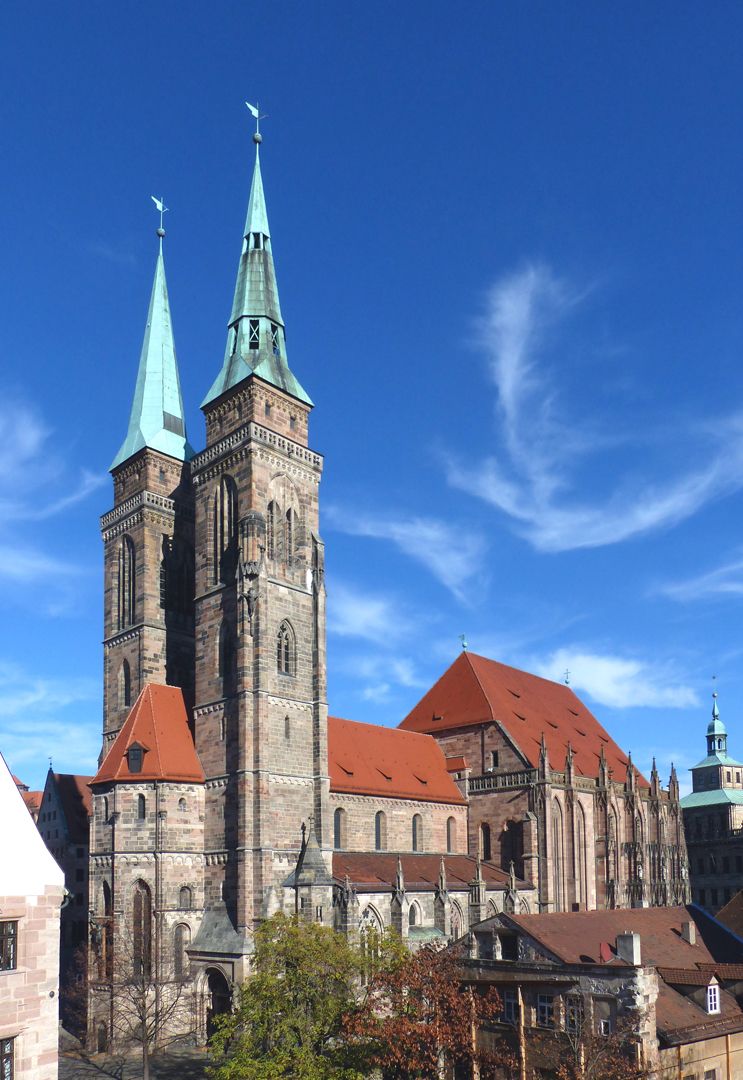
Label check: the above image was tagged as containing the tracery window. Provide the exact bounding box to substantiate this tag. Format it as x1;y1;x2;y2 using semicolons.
267;501;279;560
117;535;136;629
132;880;152;978
277;621;295;676
214;476;238;584
285;508;295;560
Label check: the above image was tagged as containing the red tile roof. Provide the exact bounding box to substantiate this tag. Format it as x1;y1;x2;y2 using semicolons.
328;717;466;805
93;685;204;785
656;983;743;1044
13;774;28;790
696;962;743;980
400;652;646;785
505;906;719;967
21;790;42;815
446;756;468;773
333;852;517;890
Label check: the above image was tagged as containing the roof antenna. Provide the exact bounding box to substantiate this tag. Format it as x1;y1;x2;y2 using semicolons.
564;668;570;686
459;634;468;652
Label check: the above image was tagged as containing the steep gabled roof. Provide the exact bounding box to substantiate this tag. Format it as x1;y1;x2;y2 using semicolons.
400;652;645;785
328;716;466;805
333;852;518;891
92;684;204;785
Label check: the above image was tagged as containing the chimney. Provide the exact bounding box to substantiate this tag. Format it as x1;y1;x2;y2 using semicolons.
616;931;641;965
681;920;697;946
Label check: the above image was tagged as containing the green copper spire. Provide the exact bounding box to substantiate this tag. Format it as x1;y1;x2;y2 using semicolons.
201;114;312;409
111;221;194;471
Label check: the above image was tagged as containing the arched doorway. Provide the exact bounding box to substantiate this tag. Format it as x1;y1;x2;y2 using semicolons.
205;968;231;1041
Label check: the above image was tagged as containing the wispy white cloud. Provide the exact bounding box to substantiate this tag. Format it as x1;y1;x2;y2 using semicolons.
86;240;137;267
658;551;743;602
446;263;743;551
327;581;413;645
532;647;698;710
326;507;487;601
0;546;83;583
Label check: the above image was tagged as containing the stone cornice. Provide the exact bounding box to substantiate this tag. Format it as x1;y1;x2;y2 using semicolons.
191;421;322;484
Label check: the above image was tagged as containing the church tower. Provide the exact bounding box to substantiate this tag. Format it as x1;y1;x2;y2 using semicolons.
190;121;331;936
100;223;195;755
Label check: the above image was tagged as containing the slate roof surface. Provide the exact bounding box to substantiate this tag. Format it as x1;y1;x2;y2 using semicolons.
400;652;646;786
332;852;517;891
52;773;93;842
92;684;204;785
503;906;738;967
328;716;466;805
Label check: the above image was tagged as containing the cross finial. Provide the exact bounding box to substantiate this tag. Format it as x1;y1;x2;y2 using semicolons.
459;633;468;652
713;673;718;700
246;100;269;144
564;668;570;685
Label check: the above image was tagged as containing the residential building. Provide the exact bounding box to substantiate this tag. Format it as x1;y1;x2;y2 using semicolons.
0;752;65;1079
13;774;42;822
465;904;743;1078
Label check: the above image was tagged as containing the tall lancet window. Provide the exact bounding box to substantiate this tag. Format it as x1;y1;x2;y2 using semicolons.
277;621;295;676
214;476;238;584
267;501;280;560
132;880;152;979
117;536;136;629
285;509;295;561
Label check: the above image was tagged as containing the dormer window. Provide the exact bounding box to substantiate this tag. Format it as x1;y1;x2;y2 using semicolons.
128;744;144;774
707;983;720;1014
270;323;280;356
249;319;260;350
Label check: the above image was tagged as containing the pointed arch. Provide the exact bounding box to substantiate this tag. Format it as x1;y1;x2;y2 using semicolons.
551;798;565;912
277;621;295;676
132;880;152;978
214;475;238;584
450;899;465;939
137;793;146;820
118;660;131;710
576;802;588;908
285;507;296;560
267;500;280;560
408;900;421;928
174;923;191;979
117;535;136;629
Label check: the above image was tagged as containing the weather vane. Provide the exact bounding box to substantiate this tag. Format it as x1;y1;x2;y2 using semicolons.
459;634;468;652
246;101;269;143
150;195;168;237
564;669;570;686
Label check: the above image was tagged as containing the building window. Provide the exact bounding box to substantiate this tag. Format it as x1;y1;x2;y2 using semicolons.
119;660;131;709
128;745;143;774
174;923;191;979
102;796;109;822
334;808;346;850
0;1038;14;1080
249;319;260;349
412;813;423;852
502;989;518;1025
277;622;295;676
284;715;290;740
137;794;146;820
179;885;192;910
290;415;296;432
705;1071;717;1080
375;810;386;851
599;1018;612;1036
265;401;271;417
408;904;418;927
285;508;295;559
0;922;18;971
707;984;720;1014
218;620;237;698
566;995;584;1033
132;880;152;979
267;501;279;559
446;816;456;853
214;476;238;584
490;750;499;769
480;822;492;862
117;535;136;629
537;994;555;1028
178;798;186;813
270;322;280;356
723;856;730;874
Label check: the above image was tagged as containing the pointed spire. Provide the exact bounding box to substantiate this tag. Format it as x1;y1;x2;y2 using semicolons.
202;115;312;409
111;217;193;470
437;856;448;895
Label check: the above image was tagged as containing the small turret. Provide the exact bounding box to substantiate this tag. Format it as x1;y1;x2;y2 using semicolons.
706;691;728;758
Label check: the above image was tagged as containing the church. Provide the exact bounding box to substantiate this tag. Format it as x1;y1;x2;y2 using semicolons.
87;118;689;1048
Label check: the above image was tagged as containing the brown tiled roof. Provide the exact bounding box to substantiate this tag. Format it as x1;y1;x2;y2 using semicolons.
21;790;42;815
656;967;711;985
328;717;466;805
656;983;743;1044
93;684;204;785
333;852;517;891
53;774;93;843
12;774;28;791
696;962;743;980
446;756;467;772
715;890;743;938
505;906;726;966
400;652;646;785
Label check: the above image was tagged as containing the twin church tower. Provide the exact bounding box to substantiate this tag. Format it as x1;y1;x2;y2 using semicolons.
93;119;331;1038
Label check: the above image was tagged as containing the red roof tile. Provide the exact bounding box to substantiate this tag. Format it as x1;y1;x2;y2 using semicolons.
656;967;711;985
333;852;517;890
93;685;204;785
505;906;719;967
400;652;646;785
446;756;467;772
328;717;466;805
656;983;743;1043
21;790;42;814
696;962;743;980
12;774;28;791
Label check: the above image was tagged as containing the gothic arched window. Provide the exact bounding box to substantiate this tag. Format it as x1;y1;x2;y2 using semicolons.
375;810;387;852
412;813;423;852
119;660;131;709
552;800;565;912
576;803;588;907
117;535;136;629
277;622;295;676
132;880;152;978
267;501;280;560
214;476;238;584
174;923;191;979
137;794;146;820
285;508;295;560
446;816;456;854
334;807;346;850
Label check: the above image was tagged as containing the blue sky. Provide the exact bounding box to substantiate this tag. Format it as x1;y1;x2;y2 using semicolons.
2;2;743;792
